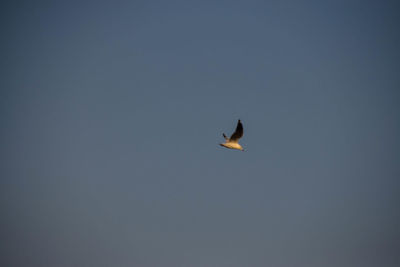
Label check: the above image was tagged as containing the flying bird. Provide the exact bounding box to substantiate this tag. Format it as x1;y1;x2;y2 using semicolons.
220;119;244;151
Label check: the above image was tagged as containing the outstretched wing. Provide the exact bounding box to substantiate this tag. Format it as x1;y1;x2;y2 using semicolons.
229;120;243;141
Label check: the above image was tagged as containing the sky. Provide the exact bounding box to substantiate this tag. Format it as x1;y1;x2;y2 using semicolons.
1;0;399;266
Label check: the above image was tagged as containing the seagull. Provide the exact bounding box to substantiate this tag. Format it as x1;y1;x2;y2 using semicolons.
220;119;244;151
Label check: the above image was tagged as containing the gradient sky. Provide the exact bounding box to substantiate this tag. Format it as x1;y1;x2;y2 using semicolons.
1;1;400;266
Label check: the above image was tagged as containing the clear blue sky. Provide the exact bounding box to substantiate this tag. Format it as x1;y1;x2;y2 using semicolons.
1;1;399;266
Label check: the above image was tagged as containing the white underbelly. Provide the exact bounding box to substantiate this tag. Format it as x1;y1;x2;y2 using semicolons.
221;142;242;150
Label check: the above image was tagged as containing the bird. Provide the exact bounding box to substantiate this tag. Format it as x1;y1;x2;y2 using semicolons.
220;119;244;151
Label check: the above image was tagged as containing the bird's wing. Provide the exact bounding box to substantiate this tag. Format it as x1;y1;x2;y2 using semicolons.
229;120;243;141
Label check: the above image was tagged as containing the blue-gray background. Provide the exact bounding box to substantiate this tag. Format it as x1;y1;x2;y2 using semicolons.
1;1;399;266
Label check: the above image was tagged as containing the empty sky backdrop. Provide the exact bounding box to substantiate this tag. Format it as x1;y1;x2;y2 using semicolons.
1;1;400;266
